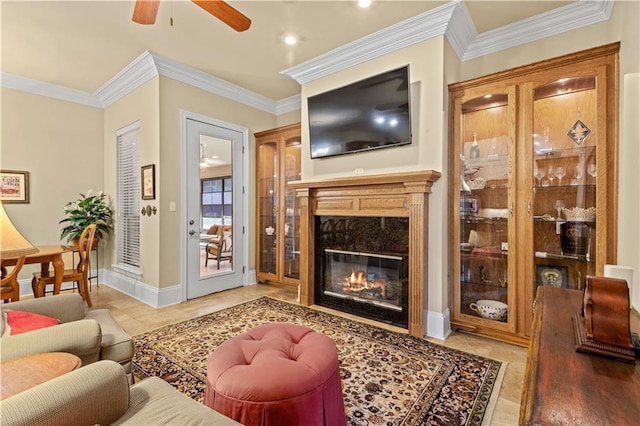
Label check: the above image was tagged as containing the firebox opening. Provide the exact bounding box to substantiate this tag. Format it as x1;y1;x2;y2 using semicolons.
324;249;403;311
314;216;409;328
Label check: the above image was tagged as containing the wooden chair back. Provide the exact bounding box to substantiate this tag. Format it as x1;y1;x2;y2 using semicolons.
1;257;25;303
75;224;97;279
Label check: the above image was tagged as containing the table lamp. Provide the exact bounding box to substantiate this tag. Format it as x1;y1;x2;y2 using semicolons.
1;203;38;258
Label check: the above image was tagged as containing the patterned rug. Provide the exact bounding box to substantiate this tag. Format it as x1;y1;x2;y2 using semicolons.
133;297;504;425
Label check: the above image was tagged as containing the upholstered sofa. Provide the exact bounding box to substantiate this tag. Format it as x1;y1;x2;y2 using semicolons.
0;360;241;425
0;293;134;380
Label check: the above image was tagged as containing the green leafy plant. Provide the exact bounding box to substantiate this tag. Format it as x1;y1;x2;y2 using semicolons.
60;191;114;243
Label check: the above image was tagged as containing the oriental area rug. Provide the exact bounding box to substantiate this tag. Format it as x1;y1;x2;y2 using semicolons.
132;297;504;425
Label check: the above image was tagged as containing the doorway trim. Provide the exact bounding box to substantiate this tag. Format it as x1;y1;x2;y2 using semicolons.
179;110;250;301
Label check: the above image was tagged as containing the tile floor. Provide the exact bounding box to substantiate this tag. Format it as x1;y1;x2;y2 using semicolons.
89;283;526;425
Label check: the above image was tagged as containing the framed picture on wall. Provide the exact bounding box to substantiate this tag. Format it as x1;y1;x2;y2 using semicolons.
0;170;30;203
141;164;155;200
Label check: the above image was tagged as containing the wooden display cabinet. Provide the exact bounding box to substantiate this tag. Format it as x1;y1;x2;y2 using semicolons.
255;123;301;290
449;43;619;345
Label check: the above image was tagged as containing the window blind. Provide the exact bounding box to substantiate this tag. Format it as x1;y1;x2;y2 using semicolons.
116;123;140;269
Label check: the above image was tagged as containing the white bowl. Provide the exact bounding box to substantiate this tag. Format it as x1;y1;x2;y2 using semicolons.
562;206;596;222
469;300;508;321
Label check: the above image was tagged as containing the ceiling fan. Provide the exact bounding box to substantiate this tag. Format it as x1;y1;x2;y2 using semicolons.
132;0;251;32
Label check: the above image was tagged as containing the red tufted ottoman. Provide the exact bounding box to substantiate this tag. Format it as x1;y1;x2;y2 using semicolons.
204;322;347;426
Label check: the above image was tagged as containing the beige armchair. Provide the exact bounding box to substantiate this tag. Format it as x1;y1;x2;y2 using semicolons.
0;360;240;426
0;293;134;381
205;225;232;269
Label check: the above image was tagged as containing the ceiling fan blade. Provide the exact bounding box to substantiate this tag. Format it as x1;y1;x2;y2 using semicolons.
132;0;160;25
192;0;251;32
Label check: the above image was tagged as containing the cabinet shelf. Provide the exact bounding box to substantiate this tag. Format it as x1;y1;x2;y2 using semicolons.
533;183;596;190
534;251;594;263
533;145;595;160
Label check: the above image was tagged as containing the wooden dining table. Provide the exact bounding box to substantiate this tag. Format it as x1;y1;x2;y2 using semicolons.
1;245;74;297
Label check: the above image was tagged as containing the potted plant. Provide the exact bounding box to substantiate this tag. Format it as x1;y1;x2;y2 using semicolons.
60;191;114;243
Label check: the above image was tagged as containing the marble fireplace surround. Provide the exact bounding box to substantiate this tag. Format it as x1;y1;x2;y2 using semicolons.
291;170;441;337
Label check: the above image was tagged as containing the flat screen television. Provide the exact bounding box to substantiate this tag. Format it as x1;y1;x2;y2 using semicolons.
308;65;411;159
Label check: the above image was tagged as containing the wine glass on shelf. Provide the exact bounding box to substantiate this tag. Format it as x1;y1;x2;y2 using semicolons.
535;166;546;187
555;166;566;185
547;165;555;186
574;164;583;184
587;162;597;182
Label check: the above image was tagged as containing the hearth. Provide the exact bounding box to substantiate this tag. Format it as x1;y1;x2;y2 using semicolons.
315;216;409;327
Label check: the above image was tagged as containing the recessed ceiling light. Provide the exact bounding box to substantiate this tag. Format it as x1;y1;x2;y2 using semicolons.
284;35;297;45
358;0;372;8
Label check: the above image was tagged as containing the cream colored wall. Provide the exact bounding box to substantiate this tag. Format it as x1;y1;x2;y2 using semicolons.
458;1;640;309
1;88;104;280
103;78;161;286
275;110;301;128
300;37;448;316
157;77;276;288
441;39;462;319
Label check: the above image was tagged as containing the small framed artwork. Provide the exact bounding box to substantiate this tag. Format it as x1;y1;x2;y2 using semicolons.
536;264;569;288
0;170;30;204
141;164;156;200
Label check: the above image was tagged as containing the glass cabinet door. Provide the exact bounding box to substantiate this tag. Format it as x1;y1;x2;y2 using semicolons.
283;136;301;280
257;141;278;276
457;88;514;325
532;75;598;290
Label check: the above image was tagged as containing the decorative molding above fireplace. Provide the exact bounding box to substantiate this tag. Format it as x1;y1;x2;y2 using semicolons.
291;170;441;338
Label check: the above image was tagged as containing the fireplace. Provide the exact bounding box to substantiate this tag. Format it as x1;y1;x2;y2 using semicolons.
290;170;441;337
315;216;409;327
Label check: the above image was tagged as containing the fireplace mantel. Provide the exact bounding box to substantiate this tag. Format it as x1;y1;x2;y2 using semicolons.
291;170;441;337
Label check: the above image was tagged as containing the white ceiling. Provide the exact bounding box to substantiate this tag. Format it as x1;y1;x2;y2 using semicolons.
1;0;577;102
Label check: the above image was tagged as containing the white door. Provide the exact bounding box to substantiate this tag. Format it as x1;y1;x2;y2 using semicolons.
184;115;245;299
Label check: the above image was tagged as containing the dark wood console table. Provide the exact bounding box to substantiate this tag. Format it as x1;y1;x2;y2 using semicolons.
520;286;640;425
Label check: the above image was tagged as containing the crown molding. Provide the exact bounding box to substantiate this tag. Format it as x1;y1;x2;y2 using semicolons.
281;1;459;84
463;0;615;60
444;0;476;59
275;94;302;115
2;1;615;113
282;0;615;84
94;51;159;107
2;50;279;114
152;53;276;114
1;72;102;108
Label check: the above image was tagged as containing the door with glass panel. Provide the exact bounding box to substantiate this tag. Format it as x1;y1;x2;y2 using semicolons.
452;85;517;334
186;117;244;299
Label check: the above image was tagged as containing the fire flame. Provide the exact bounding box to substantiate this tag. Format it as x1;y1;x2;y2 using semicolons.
343;271;386;298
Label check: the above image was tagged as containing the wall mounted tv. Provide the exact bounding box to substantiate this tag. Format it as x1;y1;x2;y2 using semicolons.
308;65;411;159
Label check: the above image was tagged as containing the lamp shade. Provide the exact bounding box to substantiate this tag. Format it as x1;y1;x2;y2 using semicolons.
0;203;38;258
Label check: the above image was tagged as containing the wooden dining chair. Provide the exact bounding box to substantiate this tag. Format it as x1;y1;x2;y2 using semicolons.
31;224;97;306
1;257;25;303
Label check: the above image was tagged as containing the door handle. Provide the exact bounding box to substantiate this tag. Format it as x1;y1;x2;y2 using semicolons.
189;230;196;236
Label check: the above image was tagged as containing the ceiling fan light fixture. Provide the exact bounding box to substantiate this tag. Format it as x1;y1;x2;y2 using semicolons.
284;35;297;45
358;0;372;9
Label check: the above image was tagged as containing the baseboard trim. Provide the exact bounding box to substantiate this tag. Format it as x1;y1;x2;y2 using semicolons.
18;267;259;307
426;308;451;340
100;269;180;308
